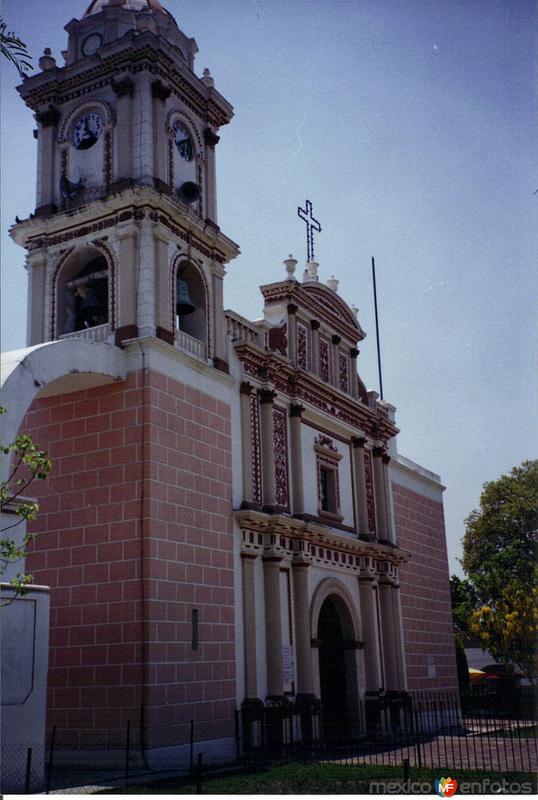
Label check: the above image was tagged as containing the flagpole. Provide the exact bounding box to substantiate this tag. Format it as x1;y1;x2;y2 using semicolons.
371;256;384;400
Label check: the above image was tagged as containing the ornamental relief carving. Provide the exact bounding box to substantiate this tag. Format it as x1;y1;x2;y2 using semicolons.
272;406;289;508
364;448;376;534
296;322;308;370
250;393;262;505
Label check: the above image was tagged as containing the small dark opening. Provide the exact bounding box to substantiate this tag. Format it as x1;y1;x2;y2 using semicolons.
191;608;198;650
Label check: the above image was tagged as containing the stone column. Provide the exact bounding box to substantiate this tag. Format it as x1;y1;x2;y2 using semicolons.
378;581;400;690
263;556;284;698
133;73;154;185
151;80;171;190
211;263;228;371
349;348;359;399
153;229;173;344
111;77;135;183
115;223;139;346
310;320;320;375
351;436;371;540
240;383;256;508
391;582;407;690
26;253;47;345
372;446;389;543
358;578;384;692
292;561;314;697
35;105;60;213
331;335;341;387
289;404;304;517
136;216;156;337
204;128;220;222
287;304;298;365
242;553;259;699
259;389;277;512
382;453;396;545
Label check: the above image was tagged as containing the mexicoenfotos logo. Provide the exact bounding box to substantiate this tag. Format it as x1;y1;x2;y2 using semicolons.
435;777;458;797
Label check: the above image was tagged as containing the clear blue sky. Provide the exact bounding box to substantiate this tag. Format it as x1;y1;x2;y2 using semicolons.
1;0;537;575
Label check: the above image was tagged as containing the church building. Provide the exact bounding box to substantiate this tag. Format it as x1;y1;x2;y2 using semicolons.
2;0;457;766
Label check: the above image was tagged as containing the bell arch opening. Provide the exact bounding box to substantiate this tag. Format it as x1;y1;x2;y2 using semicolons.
175;260;207;347
316;594;361;745
55;248;110;337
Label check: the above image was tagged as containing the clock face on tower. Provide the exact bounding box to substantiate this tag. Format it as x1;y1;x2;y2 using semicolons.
72;111;103;150
172;121;194;162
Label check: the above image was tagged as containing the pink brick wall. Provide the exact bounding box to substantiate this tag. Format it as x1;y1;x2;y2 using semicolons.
22;368;235;748
392;483;458;692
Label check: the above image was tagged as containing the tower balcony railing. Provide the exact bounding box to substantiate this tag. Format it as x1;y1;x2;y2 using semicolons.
59;323;111;344
225;310;260;345
174;329;207;362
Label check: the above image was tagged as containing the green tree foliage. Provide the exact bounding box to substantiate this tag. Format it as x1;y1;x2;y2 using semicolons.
461;460;538;682
450;574;479;638
462;460;538;604
0;17;32;78
469;586;538;687
1;408;51;602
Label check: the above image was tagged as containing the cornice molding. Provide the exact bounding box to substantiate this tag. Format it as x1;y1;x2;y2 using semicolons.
233;341;398;441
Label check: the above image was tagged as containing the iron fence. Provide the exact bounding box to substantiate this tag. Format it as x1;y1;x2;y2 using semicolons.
1;688;536;794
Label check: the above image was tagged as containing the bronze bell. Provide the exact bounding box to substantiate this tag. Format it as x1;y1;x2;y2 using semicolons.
176;278;195;316
79;284;106;322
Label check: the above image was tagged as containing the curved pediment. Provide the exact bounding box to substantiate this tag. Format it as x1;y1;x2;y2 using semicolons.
302;283;361;333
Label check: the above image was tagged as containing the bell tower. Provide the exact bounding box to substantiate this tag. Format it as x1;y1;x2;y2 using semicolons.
11;0;239;368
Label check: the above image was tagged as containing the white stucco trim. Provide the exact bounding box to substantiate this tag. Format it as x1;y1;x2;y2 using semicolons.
1;340;127;480
390;454;445;502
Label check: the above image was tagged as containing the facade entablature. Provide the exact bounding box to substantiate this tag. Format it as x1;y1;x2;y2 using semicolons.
11;190;239;265
233;341;397;444
235;510;408;582
19;33;232;127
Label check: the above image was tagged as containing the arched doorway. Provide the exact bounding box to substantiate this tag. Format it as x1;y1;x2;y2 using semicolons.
317;596;351;744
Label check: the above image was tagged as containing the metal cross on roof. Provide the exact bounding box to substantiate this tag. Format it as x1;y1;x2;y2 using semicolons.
297;199;321;262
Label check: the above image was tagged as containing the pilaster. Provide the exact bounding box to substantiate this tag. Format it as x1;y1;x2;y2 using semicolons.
136;215;156;336
358;577;384;692
241;553;259;699
292;560;314;697
240;382;255;508
352;436;372;540
204;128;219;222
259;389;277;512
378;581;400;690
151;80;171;190
349;348;359;399
133;73;154;185
287;304;298;365
289;404;305;516
211;262;227;370
372;446;389;542
310;320;320;375
35;105;60;212
26;253;47;346
262;556;284;698
331;334;341;387
154;228;171;339
112;77;135;184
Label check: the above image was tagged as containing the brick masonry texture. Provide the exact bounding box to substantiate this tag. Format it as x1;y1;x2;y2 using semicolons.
392;483;458;691
22;369;235;747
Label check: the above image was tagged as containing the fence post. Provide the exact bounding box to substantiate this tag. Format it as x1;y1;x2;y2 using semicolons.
46;725;56;795
25;747;33;794
189;719;194;779
234;709;241;762
196;752;203;794
403;757;409;785
411;697;422;769
124;720;131;787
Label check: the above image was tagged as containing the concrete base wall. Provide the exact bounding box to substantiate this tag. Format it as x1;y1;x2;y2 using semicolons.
1;584;50;794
